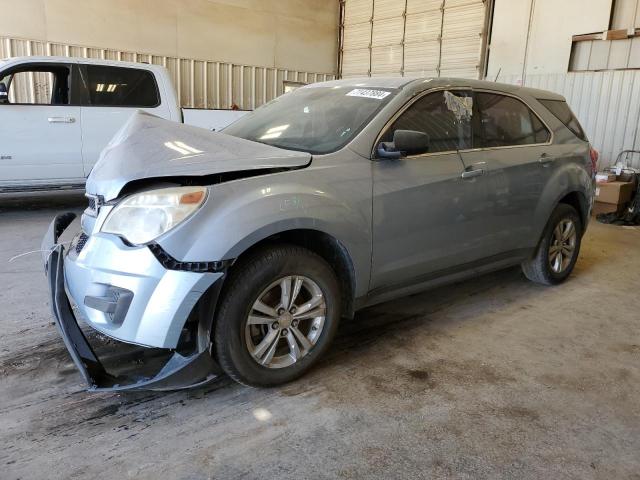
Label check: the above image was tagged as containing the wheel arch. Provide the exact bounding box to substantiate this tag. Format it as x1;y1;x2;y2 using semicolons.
194;225;359;347
557;190;589;231
227;227;357;320
533;159;593;243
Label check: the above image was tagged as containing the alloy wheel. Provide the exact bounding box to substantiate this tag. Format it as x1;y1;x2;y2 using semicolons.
548;218;577;274
245;275;326;369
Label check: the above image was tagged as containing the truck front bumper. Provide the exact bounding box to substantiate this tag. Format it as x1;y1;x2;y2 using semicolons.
42;213;223;391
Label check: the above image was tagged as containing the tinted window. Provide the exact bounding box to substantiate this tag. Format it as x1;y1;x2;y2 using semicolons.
477;93;550;148
83;65;159;107
0;66;71;105
381;90;474;153
539;99;586;141
224;86;396;154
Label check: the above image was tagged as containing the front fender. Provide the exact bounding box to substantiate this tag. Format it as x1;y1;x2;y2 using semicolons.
157;158;373;297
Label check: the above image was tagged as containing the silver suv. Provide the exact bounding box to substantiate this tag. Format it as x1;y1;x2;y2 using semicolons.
43;77;596;391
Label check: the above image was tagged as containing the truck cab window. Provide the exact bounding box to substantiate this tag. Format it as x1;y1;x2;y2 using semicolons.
82;65;159;107
0;66;71;105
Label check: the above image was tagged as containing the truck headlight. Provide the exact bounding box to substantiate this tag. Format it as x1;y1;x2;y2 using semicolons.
101;186;207;245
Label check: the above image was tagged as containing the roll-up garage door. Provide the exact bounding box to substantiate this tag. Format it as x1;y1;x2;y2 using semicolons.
340;0;488;79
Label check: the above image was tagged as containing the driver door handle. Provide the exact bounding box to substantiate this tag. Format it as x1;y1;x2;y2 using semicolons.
48;116;76;124
461;168;484;179
539;153;554;164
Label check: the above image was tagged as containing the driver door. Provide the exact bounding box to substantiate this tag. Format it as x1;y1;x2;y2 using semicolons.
370;89;488;292
0;62;83;183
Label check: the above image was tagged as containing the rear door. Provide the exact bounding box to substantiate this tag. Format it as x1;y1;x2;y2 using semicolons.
0;62;83;183
78;64;171;174
458;91;552;254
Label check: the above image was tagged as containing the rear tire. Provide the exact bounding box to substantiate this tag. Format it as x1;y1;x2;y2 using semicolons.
522;203;582;285
213;244;341;387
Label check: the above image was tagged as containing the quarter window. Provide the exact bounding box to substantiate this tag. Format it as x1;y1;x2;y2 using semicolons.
539;99;586;141
83;65;159;107
381;90;474;154
476;93;550;147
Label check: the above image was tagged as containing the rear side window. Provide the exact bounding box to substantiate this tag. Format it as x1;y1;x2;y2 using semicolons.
381;90;474;153
476;93;550;147
539;99;586;141
83;65;159;107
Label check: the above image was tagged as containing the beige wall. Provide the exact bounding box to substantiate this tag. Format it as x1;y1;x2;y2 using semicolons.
0;0;339;73
488;0;612;80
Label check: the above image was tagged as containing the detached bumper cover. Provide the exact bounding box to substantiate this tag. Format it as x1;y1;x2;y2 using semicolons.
43;213;221;391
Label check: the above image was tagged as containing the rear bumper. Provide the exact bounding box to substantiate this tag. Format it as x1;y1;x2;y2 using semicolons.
42;213;222;391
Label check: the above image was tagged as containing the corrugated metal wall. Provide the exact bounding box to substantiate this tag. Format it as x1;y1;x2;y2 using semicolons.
340;0;488;79
502;71;640;169
569;37;640;72
0;36;336;109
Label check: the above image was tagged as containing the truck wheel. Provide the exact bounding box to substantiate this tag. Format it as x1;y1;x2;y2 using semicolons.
213;244;341;387
522;203;583;286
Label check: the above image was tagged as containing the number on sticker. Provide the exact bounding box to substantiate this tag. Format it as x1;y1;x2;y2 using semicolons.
346;89;391;100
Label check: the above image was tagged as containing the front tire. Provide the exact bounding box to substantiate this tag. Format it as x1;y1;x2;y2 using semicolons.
213;244;341;387
522;203;583;285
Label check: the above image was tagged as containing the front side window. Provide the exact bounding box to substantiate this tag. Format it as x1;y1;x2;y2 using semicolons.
380;90;474;154
476;93;550;148
223;86;397;154
0;65;71;105
83;65;159;107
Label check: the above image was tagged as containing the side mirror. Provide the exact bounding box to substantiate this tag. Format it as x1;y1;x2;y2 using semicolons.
377;129;430;159
393;130;430;155
0;83;8;104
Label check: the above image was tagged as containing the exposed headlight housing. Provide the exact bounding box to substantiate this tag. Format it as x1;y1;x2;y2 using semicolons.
101;186;207;245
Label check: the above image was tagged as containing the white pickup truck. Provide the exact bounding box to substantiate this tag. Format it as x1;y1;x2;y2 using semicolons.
0;56;248;192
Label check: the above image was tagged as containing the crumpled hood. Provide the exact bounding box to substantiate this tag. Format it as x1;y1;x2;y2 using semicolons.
86;111;311;201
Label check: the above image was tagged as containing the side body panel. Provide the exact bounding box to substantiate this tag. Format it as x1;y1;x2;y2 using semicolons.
525;99;594;238
459;144;548;254
531;140;594;239
0;103;83;182
354;80;592;304
156;150;374;298
370;152;486;290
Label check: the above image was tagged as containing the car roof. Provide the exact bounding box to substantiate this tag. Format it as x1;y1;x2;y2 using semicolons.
304;76;418;89
309;76;565;101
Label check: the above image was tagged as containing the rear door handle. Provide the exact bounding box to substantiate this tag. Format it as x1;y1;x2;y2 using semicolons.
461;168;484;179
48;116;76;124
539;153;554;164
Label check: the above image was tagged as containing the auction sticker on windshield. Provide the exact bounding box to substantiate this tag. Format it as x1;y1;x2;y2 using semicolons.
346;88;391;100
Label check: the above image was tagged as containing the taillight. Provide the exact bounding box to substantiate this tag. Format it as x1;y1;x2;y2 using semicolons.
589;146;599;174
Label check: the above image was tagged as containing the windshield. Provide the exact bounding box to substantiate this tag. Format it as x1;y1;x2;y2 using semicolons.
223;86;397;154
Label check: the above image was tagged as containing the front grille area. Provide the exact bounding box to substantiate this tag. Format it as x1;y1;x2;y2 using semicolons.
75;232;89;254
148;243;234;273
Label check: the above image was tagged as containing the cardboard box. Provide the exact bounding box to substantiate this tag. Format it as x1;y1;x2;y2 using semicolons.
592;201;626;216
595;181;634;205
596;172;617;183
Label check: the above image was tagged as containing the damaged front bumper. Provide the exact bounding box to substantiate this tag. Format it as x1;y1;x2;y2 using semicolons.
42;213;222;391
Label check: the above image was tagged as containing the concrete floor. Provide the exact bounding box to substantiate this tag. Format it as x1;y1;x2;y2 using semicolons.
1;193;639;480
